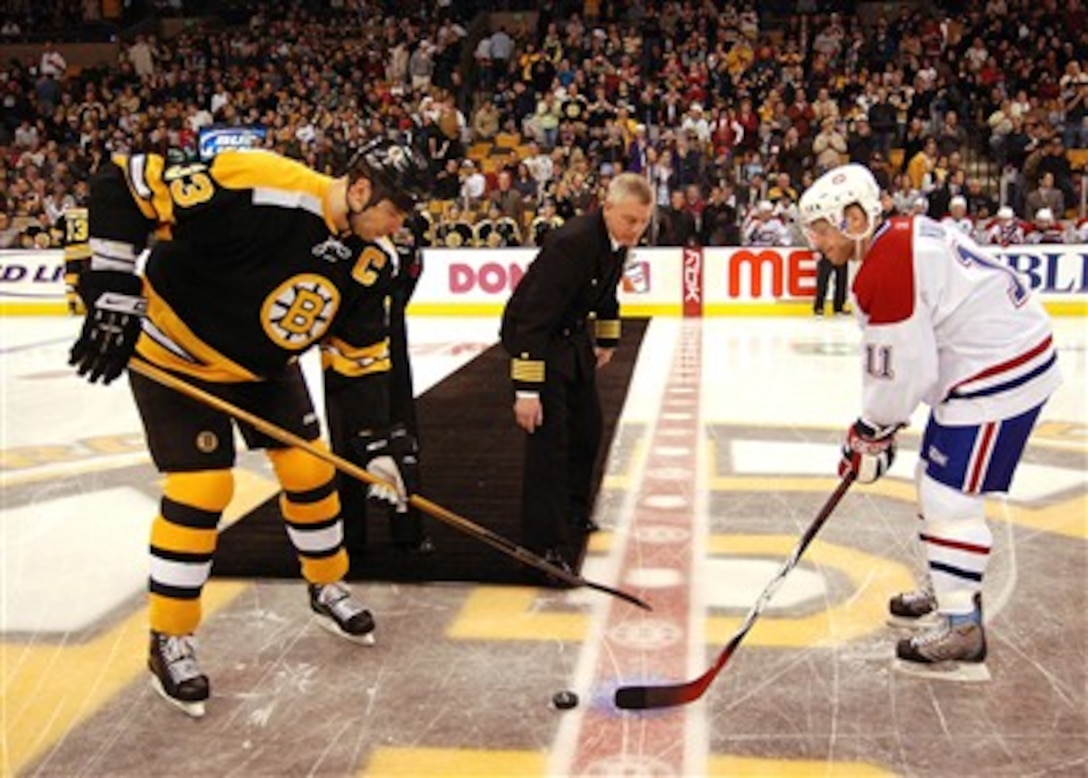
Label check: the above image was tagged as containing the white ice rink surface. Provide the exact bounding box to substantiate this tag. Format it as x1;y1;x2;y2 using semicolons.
2;313;1086;777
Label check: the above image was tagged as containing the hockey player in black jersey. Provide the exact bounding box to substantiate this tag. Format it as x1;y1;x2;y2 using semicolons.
66;138;432;717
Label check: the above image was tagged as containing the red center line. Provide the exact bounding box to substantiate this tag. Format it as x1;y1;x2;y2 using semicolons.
567;322;704;775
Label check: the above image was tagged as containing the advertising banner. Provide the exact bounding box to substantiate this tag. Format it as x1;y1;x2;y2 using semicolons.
5;246;1085;317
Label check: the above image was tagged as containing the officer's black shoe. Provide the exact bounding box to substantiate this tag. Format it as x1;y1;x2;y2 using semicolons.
536;547;575;587
571;514;601;533
542;547;573;574
395;535;436;555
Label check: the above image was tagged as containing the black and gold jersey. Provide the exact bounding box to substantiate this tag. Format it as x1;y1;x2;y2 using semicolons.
435;219;475;248
86;149;395;384
530;214;564;246
473;216;522;248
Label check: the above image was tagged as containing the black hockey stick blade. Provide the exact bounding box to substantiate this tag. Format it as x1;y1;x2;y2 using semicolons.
583;579;653;611
614;473;855;710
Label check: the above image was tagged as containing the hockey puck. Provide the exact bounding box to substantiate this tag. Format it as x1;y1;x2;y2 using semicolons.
551;691;579;710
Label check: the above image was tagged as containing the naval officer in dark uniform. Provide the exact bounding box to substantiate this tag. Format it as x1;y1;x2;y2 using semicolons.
500;172;654;571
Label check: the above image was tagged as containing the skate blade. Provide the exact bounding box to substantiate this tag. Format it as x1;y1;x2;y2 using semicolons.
150;676;207;718
886;612;943;630
313;614;376;646
893;658;991;683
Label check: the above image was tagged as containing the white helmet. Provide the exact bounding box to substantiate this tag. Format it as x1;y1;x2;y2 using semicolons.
997;205;1014;220
798;163;882;240
1036;207;1054;223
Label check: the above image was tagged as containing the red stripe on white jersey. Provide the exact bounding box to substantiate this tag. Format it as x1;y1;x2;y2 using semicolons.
966;422;998;493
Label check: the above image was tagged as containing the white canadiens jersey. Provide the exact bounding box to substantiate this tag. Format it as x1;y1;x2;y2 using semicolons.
852;216;1060;427
940;215;974;237
742;216;790;247
1026;225;1067;244
980;218;1026;246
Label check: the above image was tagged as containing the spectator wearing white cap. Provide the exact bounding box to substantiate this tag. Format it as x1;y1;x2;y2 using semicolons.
681;102;712;144
940;195;974;237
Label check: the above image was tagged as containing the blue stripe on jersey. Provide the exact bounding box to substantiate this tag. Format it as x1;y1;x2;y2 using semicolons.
949;353;1058;400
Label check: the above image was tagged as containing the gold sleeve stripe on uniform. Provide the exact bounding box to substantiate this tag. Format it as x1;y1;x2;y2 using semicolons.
210;150;337;233
136;278;259;383
114;155;158;221
143;154;175;225
117;153;174;223
511;358;545;383
320;336;391;377
595;319;621;340
64;245;91;260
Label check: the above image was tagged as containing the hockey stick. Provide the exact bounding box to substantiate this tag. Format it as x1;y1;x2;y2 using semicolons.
128;358;651;612
614;472;856;710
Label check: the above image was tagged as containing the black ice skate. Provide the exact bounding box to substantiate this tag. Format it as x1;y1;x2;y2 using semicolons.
308;581;376;645
148;631;210;718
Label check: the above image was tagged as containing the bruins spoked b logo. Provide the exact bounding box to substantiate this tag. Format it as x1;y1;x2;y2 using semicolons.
195;430;219;453
261;274;341;349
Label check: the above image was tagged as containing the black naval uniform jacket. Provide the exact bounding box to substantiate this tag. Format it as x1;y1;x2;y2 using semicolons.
499;209;626;553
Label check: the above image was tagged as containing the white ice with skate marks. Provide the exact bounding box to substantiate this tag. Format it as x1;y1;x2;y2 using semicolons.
0;315;504;636
551;317;1085;773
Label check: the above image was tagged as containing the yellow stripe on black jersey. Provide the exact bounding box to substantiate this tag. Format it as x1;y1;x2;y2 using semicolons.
320;336;391;378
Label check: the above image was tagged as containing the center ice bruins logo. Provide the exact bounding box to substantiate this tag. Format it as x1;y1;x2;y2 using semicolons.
260;273;341;349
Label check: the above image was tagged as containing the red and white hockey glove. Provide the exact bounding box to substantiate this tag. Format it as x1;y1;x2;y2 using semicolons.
839;419;898;484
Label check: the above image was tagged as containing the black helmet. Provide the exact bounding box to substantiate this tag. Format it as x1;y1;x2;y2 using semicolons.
346;137;431;212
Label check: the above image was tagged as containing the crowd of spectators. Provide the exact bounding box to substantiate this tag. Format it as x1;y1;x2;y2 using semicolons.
1;0;1086;252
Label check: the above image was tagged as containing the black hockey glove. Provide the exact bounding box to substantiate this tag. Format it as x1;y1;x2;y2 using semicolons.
69;270;146;385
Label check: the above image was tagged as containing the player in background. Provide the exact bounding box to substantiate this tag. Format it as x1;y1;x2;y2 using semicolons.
939;194;974;238
741;199;791;247
325;210;435;557
978;205;1027;247
1075;214;1088;243
66;138;431;716
1025;207;1068;244
798;163;1061;680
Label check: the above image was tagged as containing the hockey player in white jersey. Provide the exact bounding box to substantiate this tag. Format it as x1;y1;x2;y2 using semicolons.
798;163;1061;680
939;195;974;238
1025;207;1068;244
1075;215;1088;243
979;205;1027;247
741;200;791;246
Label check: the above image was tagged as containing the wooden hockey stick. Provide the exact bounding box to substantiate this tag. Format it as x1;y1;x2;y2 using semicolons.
614;472;856;709
128;358;651;612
